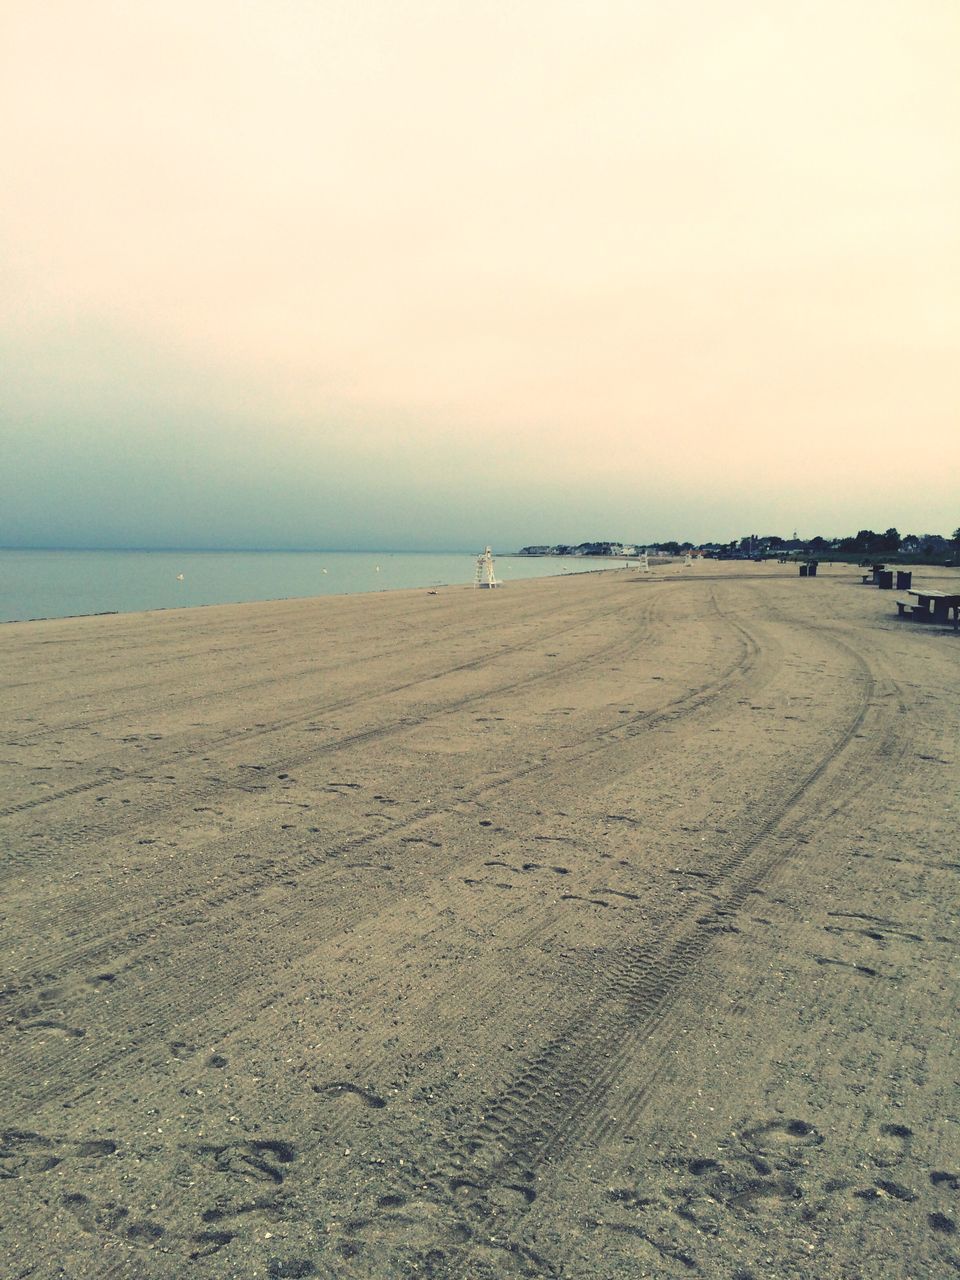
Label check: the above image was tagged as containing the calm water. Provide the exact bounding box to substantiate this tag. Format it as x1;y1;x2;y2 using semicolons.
0;549;615;624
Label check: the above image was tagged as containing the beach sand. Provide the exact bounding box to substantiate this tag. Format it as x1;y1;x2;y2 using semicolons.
1;561;958;1278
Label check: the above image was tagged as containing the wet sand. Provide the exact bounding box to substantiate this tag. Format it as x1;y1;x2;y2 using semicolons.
1;561;959;1278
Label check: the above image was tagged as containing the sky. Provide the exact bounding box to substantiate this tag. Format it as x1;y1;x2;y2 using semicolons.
1;0;958;550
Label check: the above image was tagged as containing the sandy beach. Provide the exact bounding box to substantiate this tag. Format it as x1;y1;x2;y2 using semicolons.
1;560;958;1279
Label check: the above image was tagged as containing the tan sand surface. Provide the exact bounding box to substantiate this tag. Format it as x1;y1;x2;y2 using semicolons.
1;561;959;1279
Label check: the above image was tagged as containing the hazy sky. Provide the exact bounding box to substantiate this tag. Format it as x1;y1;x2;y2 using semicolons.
2;0;958;549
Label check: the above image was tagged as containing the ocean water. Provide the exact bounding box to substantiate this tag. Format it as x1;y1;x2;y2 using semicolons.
0;549;616;624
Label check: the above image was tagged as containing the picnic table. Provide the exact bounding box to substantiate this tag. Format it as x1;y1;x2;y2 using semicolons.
897;589;960;630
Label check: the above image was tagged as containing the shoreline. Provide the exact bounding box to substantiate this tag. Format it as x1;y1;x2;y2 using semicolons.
0;550;616;629
0;563;616;627
6;549;956;628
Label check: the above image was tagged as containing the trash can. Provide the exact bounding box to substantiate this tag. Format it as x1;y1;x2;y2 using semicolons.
799;564;808;577
877;570;893;590
896;570;912;590
871;564;885;580
807;561;818;577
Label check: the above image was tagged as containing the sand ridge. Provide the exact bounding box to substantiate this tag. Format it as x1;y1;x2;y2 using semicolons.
1;561;958;1278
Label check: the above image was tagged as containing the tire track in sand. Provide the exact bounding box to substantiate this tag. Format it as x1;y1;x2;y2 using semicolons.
323;617;896;1275
0;591;756;1113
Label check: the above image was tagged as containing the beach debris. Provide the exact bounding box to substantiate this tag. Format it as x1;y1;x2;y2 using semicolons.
176;573;184;580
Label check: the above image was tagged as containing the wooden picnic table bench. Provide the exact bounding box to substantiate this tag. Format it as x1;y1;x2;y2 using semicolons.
903;589;960;629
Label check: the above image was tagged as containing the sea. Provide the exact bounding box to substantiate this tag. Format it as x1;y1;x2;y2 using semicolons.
0;548;615;624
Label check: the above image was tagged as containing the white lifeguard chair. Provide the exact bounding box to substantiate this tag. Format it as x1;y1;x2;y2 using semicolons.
637;552;650;573
475;546;501;588
683;552;693;567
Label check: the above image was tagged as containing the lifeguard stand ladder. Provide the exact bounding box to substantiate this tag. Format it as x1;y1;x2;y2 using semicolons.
637;552;650;573
475;546;501;588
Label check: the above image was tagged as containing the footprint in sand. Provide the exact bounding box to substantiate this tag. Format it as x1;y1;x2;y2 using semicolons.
63;1192;161;1246
727;1175;802;1212
190;1229;235;1258
0;1132;115;1178
194;1139;297;1186
486;1181;537;1208
74;1138;117;1158
872;1122;912;1169
18;1018;86;1039
63;1192;128;1234
313;1081;386;1110
741;1118;823;1152
867;1178;917;1202
0;1131;62;1177
339;1197;472;1256
85;972;117;989
201;1194;284;1225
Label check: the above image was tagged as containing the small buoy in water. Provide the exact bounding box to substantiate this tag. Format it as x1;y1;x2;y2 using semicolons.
322;568;328;573
375;565;380;572
176;573;184;581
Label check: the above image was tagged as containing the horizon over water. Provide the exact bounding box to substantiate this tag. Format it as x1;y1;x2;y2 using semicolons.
0;547;615;624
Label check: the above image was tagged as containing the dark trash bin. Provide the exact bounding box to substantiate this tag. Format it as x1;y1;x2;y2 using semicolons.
871;563;886;580
807;561;818;577
877;570;894;590
896;570;912;590
799;564;808;577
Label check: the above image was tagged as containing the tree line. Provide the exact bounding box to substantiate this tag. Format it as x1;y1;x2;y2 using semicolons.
519;528;960;561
